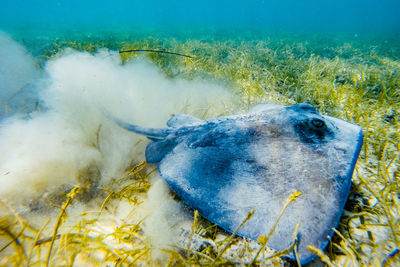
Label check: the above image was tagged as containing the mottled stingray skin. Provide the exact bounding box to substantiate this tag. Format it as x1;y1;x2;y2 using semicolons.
114;103;363;264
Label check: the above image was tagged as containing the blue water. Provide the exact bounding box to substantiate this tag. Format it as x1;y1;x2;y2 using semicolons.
0;0;399;37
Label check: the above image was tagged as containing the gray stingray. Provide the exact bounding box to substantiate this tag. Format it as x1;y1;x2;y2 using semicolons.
112;103;363;264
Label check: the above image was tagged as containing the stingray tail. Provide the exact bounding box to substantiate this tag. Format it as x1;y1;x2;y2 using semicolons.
113;117;177;163
113;117;173;139
101;107;172;139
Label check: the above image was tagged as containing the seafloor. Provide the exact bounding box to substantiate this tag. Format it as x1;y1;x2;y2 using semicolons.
1;30;399;266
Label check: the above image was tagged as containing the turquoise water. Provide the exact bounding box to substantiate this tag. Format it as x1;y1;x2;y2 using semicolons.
1;0;399;36
1;0;399;112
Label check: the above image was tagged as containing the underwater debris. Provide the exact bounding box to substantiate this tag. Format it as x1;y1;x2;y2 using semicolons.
384;108;398;124
119;49;193;58
334;73;349;85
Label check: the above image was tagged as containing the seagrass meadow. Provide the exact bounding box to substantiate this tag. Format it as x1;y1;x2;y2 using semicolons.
1;32;400;266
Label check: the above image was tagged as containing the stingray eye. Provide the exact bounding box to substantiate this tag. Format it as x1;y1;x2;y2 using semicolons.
294;117;333;144
311;118;325;128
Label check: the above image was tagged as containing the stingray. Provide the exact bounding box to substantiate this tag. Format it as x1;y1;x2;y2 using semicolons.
112;103;363;264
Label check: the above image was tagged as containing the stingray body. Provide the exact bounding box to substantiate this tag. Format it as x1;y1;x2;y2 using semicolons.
113;103;363;264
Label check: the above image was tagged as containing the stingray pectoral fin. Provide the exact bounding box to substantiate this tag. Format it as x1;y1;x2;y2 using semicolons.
167;113;203;127
145;138;177;163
